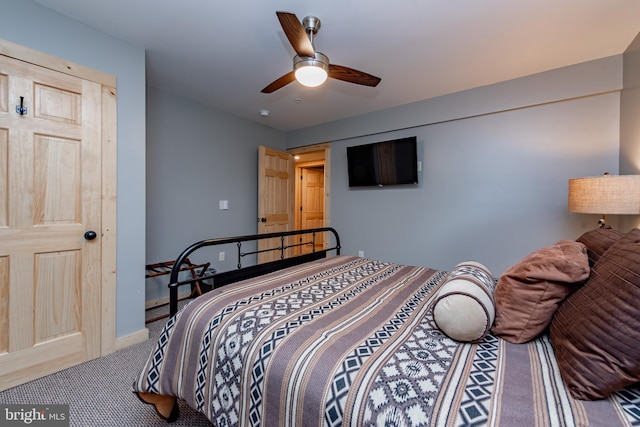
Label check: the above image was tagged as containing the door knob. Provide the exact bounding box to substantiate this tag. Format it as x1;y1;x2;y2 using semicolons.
84;231;97;240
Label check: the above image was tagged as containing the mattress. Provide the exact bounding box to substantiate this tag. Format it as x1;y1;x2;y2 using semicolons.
134;255;640;426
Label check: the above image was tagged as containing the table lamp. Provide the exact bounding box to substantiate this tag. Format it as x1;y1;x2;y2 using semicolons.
568;173;640;227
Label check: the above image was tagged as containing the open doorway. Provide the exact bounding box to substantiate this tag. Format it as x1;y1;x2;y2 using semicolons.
288;144;331;254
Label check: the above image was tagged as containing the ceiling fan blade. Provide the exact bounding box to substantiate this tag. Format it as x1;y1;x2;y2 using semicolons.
328;64;381;87
261;71;296;93
276;11;315;58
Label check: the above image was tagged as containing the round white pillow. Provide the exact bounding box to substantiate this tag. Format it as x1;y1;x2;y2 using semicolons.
432;261;496;343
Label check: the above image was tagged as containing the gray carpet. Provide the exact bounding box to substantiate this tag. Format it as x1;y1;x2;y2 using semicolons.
0;305;212;426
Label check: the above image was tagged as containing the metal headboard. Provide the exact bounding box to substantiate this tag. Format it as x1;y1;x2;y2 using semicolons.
167;227;341;316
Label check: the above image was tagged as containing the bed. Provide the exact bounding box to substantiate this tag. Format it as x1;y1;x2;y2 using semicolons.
134;227;640;426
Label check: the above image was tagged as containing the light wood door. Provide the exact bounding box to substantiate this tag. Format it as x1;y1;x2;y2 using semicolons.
0;52;104;390
290;144;331;255
257;146;294;263
300;166;325;253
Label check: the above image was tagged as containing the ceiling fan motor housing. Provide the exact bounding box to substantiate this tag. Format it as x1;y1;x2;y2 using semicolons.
293;52;329;71
302;16;321;34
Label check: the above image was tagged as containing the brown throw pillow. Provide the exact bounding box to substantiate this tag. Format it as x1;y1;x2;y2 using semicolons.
550;228;640;400
492;240;589;343
576;226;624;267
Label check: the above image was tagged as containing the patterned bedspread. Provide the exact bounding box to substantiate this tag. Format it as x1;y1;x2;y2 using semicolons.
134;255;640;426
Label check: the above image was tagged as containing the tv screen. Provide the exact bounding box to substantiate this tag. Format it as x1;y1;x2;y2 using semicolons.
347;137;418;187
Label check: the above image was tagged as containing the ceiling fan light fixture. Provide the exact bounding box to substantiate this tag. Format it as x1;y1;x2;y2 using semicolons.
261;12;381;94
295;66;327;87
294;53;329;87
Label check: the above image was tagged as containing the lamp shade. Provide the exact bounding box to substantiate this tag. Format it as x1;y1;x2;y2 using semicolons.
568;174;640;214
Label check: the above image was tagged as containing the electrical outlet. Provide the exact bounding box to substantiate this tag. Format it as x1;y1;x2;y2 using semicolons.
219;251;225;261
358;250;364;257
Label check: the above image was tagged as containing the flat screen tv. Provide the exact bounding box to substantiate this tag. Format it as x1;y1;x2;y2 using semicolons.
347;136;418;187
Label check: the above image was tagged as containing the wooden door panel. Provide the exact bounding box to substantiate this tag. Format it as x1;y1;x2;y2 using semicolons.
0;127;7;226
0;50;103;390
0;73;7;113
8;129;32;228
7;253;32;352
0;256;8;353
34;135;81;225
34;83;81;124
35;250;81;342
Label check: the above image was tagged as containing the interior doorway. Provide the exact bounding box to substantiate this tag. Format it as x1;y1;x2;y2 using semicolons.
288;144;331;254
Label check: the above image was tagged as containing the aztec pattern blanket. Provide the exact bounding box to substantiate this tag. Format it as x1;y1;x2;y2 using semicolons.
134;255;640;426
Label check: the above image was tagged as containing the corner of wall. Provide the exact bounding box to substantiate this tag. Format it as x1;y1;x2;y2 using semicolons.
620;32;640;175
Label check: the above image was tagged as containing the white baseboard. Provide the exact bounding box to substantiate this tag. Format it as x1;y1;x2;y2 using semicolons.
113;291;192;352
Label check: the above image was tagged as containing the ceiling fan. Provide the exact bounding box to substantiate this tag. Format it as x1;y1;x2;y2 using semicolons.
261;11;382;93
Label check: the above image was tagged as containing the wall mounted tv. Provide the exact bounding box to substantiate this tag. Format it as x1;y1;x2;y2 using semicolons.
347;136;418;187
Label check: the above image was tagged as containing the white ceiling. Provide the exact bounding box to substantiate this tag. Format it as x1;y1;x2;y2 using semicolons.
33;0;640;131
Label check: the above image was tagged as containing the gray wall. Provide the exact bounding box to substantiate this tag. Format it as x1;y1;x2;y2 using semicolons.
145;88;285;302
5;0;635;337
620;33;640;232
1;0;147;338
287;57;624;275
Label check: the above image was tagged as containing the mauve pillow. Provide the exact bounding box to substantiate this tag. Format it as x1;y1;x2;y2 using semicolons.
550;228;640;400
576;227;624;267
492;240;589;344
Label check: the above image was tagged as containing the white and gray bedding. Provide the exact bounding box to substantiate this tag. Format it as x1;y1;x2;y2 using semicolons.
134;255;640;426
